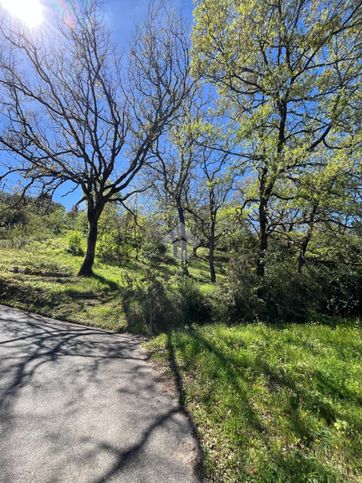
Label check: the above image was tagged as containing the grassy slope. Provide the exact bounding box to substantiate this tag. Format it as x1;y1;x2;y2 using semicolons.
147;323;362;482
0;236;217;331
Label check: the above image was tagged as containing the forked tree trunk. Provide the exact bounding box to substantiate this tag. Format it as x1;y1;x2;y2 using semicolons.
256;164;270;278
297;234;311;273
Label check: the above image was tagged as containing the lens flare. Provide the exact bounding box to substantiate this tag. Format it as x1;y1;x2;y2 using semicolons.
0;0;44;28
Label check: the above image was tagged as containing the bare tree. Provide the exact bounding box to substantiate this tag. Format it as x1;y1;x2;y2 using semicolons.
0;1;192;275
147;108;194;228
145;90;200;272
186;144;236;282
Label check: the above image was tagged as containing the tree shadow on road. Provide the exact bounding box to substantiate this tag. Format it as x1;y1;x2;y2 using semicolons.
0;305;201;482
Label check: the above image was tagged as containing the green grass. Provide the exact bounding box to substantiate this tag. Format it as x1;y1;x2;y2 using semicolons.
146;323;362;482
0;235;218;331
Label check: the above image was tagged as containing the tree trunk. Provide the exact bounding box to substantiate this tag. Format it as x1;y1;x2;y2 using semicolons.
256;198;268;277
297;206;317;273
78;207;101;276
177;203;186;226
209;219;216;283
297;233;311;273
176;202;189;275
256;163;271;278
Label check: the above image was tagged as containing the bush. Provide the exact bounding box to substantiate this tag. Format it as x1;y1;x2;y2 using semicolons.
121;273;211;334
140;227;167;262
121;275;174;334
67;232;84;256
218;253;362;324
97;231;129;264
313;264;362;317
176;275;212;324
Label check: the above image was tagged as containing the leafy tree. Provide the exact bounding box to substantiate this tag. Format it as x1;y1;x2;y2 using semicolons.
192;0;362;276
286;152;360;271
0;191;66;237
0;193;28;230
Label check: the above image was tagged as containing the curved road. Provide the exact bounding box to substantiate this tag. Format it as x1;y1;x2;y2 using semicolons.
0;305;199;482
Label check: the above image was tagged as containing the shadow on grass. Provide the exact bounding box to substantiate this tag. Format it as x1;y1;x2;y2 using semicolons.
194;328;340;434
0;274;119;326
166;326;360;481
91;272;119;291
187;328;266;433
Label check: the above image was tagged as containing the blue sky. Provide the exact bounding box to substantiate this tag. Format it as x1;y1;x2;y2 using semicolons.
106;0;194;38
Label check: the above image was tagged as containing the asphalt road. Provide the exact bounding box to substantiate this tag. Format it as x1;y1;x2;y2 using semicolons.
0;305;199;483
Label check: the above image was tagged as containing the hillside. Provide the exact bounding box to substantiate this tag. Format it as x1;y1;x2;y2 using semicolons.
0;234;219;332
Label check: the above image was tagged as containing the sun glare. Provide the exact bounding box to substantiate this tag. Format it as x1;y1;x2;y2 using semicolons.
0;0;43;28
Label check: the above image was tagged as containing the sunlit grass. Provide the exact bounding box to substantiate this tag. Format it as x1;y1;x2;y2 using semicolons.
146;323;362;482
0;235;219;331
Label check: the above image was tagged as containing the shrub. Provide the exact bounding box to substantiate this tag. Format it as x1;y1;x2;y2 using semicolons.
121;275;175;334
218;253;362;324
97;231;134;264
67;232;84;256
140;228;167;262
176;275;212;325
313;264;362;317
121;273;211;334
